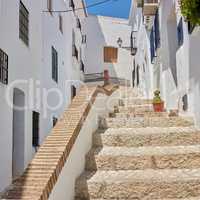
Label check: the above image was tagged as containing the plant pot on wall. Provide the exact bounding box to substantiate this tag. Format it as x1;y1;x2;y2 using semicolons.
152;90;164;112
153;101;164;112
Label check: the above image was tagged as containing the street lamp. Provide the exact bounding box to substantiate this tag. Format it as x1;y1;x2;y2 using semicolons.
117;31;138;56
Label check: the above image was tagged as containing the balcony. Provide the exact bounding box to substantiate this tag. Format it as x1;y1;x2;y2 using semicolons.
143;0;159;16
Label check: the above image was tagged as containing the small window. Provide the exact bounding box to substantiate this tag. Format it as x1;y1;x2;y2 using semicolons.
52;46;58;82
32;111;40;147
69;0;75;11
19;1;29;46
0;49;8;85
71;85;76;99
188;21;195;34
80;60;85;72
53;117;58;127
177;17;184;47
136;65;140;86
76;18;81;30
59;15;63;33
143;64;145;72
47;0;52;15
82;35;87;44
182;94;188;111
104;47;118;63
72;45;78;60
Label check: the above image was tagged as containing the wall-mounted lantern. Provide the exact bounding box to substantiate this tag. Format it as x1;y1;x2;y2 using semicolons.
117;37;123;48
117;31;138;56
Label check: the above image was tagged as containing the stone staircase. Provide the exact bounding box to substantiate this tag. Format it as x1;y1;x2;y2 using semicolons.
74;89;200;199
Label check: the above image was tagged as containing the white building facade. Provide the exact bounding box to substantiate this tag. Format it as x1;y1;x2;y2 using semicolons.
130;0;200;125
83;15;134;85
0;0;87;192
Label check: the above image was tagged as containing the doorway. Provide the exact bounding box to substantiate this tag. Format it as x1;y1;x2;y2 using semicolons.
71;85;76;100
12;88;25;179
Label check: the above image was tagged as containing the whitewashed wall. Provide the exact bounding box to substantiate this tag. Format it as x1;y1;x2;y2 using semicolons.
129;1;154;98
0;0;86;192
83;15;133;83
0;0;43;191
130;0;200;125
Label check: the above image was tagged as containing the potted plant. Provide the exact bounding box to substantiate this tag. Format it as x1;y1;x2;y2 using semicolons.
153;90;164;112
181;0;200;34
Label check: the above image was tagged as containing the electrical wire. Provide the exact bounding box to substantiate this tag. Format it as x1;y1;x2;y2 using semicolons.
43;0;117;13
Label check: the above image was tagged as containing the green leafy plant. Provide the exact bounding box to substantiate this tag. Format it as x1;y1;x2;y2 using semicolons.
181;0;200;25
153;90;163;104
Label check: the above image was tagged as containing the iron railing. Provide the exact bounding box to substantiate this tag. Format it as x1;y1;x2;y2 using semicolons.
84;72;130;86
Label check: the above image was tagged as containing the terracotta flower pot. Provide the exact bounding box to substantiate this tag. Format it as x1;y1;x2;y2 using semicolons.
153;102;164;112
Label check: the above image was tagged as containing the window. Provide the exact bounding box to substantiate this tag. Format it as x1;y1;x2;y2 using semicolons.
188;21;195;34
136;65;140;86
182;94;188;111
177;17;184;47
82;35;87;44
76;18;81;30
71;85;76;100
69;0;75;11
104;47;118;63
72;30;78;59
80;60;85;72
53;117;58;127
47;0;52;15
0;49;8;85
32;111;40;147
19;1;29;46
59;15;63;33
72;45;78;60
52;47;58;82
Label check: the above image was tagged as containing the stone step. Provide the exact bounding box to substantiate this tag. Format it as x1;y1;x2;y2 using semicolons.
76;198;200;200
115;111;168;118
75;169;200;199
86;145;200;171
118;104;153;113
102;116;194;128
121;99;153;105
93;127;200;147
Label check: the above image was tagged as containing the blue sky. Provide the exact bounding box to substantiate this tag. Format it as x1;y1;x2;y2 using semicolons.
85;0;132;19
